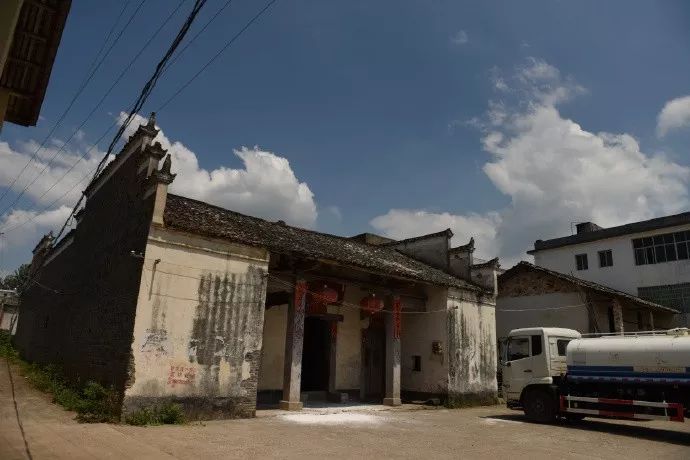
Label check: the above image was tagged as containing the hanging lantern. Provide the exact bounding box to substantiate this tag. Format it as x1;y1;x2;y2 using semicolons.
360;294;384;315
307;284;339;315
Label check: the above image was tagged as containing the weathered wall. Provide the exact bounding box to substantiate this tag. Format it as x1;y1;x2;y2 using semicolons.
496;293;588;338
13;127;161;393
257;304;286;391
387;234;450;271
123;226;269;419
333;285;362;389
400;286;448;395
446;288;497;405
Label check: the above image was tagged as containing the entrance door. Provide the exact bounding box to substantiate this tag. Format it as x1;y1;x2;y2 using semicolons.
363;326;385;400
301;317;330;391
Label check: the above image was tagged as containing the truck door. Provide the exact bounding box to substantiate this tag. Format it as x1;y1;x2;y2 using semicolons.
502;335;531;401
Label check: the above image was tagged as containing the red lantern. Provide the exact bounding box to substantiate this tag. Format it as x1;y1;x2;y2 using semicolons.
360;294;384;315
307;284;339;315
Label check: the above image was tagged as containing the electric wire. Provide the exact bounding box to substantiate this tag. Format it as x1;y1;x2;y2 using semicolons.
13;0;210;293
0;0;143;208
0;0;185;223
156;0;279;112
53;0;210;243
0;0;278;236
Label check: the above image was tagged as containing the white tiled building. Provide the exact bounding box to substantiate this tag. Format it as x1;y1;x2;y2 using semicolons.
528;214;690;326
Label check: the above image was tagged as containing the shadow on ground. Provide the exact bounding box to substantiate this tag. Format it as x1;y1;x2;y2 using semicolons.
481;414;690;447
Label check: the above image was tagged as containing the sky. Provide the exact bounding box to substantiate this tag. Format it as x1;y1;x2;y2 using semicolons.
1;0;690;274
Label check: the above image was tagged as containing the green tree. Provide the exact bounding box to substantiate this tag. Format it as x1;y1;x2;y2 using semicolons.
0;264;30;294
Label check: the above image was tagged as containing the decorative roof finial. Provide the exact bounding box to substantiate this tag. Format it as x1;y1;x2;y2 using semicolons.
160;154;172;175
147;112;157;128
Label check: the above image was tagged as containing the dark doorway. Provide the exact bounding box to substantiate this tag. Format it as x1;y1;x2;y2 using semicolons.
301;317;330;391
363;323;385;400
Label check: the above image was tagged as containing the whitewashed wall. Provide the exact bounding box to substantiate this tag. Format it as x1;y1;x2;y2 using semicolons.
123;226;269;417
400;286;449;394
447;289;497;402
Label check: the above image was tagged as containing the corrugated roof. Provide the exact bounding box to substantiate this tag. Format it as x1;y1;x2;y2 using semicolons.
163;194;485;292
499;261;680;314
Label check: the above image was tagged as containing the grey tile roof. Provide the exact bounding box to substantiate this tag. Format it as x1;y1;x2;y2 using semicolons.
499;262;679;314
529;212;690;253
163;194;485;292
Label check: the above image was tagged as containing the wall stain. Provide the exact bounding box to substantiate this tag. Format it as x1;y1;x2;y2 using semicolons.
188;265;266;396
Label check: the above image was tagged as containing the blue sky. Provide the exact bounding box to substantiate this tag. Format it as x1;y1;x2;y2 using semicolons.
1;0;690;272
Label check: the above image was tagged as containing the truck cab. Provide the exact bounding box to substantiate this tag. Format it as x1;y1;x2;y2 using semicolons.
502;327;581;409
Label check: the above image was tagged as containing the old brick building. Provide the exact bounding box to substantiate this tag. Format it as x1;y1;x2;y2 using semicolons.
15;115;500;420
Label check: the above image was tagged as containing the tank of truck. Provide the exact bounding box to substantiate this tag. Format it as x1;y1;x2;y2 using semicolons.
565;329;690;384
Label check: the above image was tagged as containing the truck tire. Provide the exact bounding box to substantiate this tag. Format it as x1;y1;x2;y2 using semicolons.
523;388;557;423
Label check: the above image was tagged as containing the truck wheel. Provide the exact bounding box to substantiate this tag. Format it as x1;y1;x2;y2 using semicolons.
523;388;557;423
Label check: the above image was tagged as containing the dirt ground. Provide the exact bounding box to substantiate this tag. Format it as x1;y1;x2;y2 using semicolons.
2;360;689;459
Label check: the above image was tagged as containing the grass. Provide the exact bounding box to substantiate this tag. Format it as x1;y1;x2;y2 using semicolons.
125;403;185;426
1;330;184;425
1;330;119;423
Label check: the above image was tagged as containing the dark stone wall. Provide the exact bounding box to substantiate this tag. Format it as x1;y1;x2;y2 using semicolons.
13;130;161;396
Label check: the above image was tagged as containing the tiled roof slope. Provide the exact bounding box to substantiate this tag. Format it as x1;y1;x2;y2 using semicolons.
164;194;484;292
499;262;679;313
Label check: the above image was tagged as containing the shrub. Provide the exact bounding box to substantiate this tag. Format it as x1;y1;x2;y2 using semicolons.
0;331;119;423
125;403;185;426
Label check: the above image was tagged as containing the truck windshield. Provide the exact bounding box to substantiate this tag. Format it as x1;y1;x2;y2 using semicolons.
508;337;529;361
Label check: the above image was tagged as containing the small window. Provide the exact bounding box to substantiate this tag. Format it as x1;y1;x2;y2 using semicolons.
412;355;421;372
556;339;570;356
531;335;543;356
598;249;613;267
575;253;588;270
507;337;530;361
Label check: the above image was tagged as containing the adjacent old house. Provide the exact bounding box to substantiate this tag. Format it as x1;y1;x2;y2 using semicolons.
528;217;690;326
0;289;19;334
14;115;499;420
496;262;678;340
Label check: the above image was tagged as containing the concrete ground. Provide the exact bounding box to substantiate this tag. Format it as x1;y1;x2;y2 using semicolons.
2;360;690;459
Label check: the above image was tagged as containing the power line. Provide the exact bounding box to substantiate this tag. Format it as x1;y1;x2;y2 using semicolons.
0;0;185;222
53;0;210;243
0;0;279;235
157;0;280;112
161;0;234;75
0;0;143;208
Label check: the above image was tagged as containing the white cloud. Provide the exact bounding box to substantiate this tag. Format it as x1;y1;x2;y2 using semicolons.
450;30;469;45
372;58;690;267
121;113;317;228
370;210;501;259
0;138;107;209
0;206;72;269
657;95;690;137
0;115;317;270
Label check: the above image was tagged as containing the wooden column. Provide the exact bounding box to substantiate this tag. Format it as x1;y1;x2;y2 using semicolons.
612;299;624;335
279;279;306;411
383;296;401;406
647;309;655;331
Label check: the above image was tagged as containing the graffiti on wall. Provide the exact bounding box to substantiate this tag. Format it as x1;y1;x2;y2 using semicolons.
168;364;196;387
140;328;172;360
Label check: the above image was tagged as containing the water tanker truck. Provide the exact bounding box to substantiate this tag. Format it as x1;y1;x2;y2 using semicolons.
501;327;690;423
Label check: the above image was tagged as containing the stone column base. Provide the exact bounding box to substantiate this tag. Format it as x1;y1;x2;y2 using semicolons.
383;397;402;406
279;400;303;411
